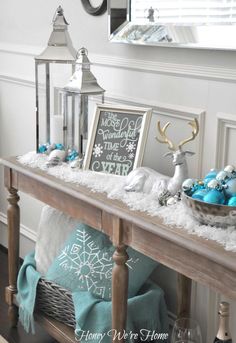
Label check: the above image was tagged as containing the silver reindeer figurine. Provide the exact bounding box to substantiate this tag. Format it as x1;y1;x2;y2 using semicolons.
125;118;199;203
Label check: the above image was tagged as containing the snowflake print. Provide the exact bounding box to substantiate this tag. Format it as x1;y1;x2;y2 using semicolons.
57;227;139;299
93;144;103;158
126;142;136;153
128;152;135;159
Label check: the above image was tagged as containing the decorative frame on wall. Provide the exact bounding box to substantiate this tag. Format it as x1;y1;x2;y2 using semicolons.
83;104;152;175
81;0;107;16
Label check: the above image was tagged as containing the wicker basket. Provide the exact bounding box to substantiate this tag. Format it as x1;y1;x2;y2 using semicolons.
36;278;76;328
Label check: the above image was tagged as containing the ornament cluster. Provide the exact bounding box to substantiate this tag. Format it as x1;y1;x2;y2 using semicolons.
38;143;83;169
182;165;236;206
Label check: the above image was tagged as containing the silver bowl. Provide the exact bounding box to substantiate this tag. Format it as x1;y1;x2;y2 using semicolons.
182;193;236;228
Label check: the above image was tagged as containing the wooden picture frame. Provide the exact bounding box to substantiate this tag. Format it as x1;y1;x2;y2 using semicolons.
83;104;152;176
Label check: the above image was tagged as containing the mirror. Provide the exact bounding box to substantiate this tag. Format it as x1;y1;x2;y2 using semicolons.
81;0;107;16
108;0;236;50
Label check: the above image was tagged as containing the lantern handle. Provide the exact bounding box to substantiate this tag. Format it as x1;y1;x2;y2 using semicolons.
76;47;89;59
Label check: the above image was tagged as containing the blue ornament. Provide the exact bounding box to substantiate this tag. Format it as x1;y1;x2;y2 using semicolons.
204;171;218;186
66;149;79;162
225;178;236;197
38;144;47;153
55;143;65;150
203;189;225;205
228;196;236;206
192;189;208;201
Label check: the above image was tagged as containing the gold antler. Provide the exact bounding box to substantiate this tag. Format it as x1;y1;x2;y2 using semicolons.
156;121;176;151
178;118;199;150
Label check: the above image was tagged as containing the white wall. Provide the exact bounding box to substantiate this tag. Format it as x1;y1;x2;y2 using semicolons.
1;1;236;341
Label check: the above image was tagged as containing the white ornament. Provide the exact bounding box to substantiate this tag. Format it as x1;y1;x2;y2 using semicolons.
166;197;177;206
48;149;66;161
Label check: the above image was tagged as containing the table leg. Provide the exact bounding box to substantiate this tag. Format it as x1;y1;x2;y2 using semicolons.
112;243;129;343
177;273;192;318
5;187;20;327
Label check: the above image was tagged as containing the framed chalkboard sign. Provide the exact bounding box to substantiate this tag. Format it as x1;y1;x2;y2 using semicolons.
83;104;152;175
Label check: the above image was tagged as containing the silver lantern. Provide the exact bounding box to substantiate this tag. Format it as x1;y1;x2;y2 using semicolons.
35;6;76;152
62;48;105;155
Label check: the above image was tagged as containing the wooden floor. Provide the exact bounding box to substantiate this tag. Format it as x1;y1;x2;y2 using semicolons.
0;246;58;343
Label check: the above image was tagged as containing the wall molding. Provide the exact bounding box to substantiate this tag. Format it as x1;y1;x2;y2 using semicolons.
1;42;236;82
0;211;37;242
216;112;236;168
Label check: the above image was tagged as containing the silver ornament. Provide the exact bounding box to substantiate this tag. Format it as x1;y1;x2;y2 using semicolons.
224;165;236;174
182;178;196;192
216;170;229;183
207;179;221;190
70;156;84;169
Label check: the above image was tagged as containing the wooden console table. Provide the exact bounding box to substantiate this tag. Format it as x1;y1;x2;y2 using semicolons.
1;156;236;343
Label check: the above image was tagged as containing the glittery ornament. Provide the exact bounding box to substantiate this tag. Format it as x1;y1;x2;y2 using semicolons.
228;196;236;206
203;189;225;205
225;178;236;197
192;189;208;201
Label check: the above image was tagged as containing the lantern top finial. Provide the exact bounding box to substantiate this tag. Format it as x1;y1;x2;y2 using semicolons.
52;5;69;26
35;6;77;63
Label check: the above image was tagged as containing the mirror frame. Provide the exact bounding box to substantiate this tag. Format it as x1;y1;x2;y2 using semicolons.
108;0;236;51
81;0;107;16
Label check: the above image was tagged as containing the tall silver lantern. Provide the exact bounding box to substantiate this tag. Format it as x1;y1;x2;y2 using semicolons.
62;48;105;155
35;6;77;152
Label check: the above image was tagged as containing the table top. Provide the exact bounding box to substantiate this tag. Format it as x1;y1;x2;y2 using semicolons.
1;156;236;299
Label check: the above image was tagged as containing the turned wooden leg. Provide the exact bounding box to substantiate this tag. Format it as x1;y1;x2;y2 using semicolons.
177;273;192;318
5;187;20;328
112;217;129;343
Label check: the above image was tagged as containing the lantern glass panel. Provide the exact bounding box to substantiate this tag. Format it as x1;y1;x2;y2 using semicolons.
62;92;104;154
36;62;74;148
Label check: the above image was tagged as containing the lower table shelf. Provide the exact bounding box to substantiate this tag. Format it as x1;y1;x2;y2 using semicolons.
13;295;77;343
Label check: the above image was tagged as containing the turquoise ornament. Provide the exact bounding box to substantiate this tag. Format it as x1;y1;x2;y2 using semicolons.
38;144;47;153
203;189;225;205
192;189;208;201
204;171;217;185
66;149;79;162
228;196;236;206
55;143;65;150
225;178;236;197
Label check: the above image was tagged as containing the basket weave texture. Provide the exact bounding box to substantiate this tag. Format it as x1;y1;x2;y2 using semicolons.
36;278;76;328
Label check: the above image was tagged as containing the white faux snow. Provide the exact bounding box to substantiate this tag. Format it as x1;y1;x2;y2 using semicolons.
18;152;236;252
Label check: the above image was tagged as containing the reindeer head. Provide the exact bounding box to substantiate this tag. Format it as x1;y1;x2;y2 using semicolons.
156;118;199;166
